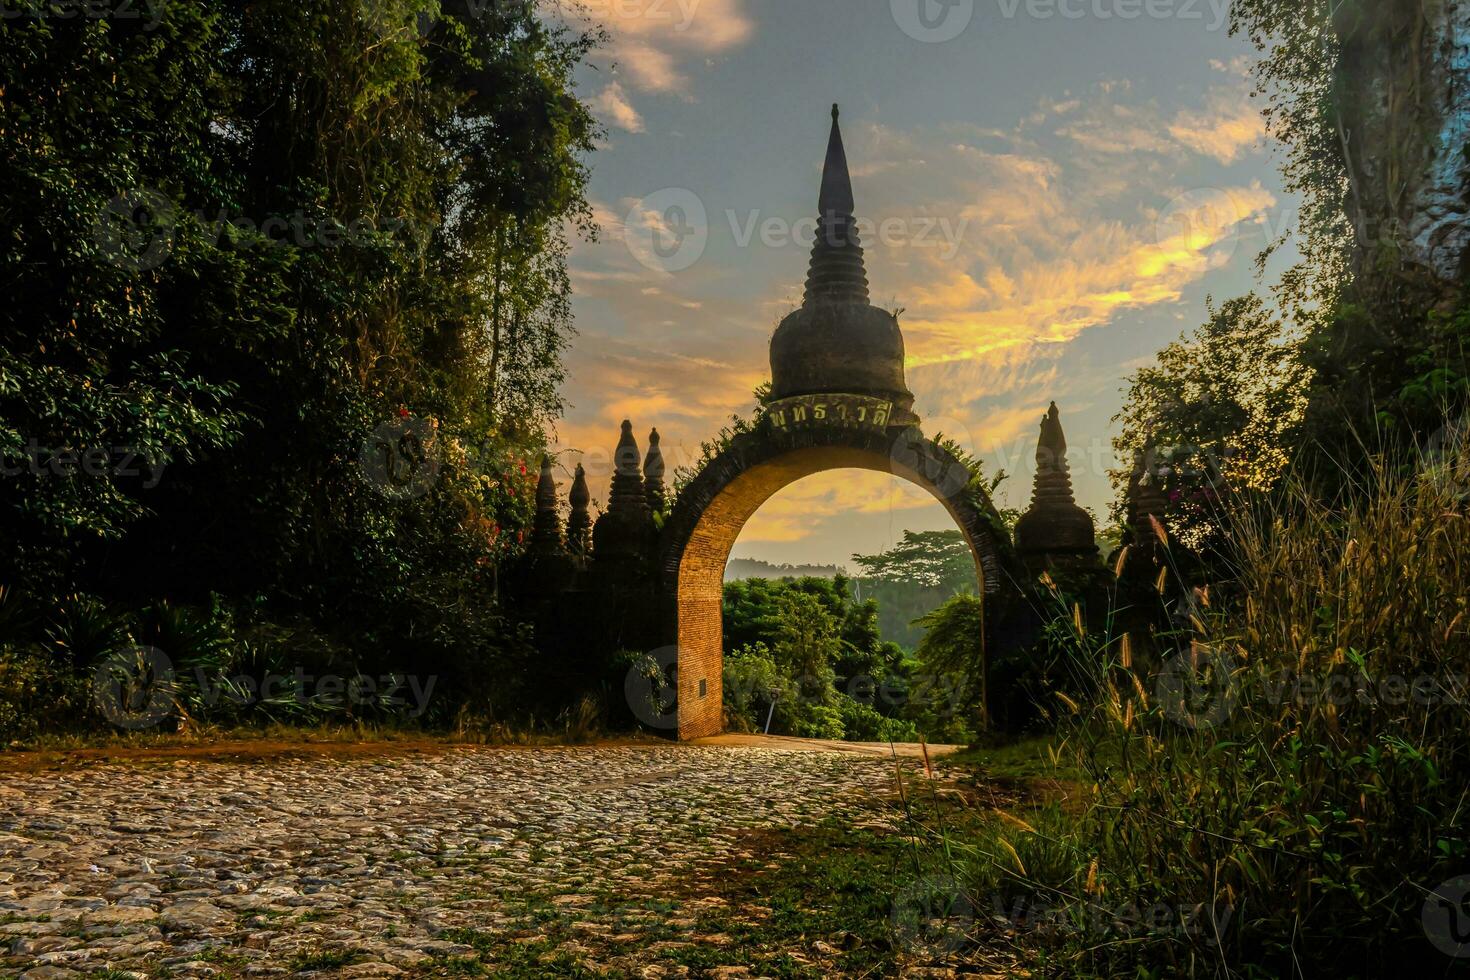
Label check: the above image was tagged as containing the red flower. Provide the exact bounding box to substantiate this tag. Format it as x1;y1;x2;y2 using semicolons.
398;407;410;418
516;530;524;544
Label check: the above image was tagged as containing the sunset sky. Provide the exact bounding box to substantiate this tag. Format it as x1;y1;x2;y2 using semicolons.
549;0;1298;569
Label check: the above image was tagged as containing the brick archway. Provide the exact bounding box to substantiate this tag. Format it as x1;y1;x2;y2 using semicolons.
657;419;1019;740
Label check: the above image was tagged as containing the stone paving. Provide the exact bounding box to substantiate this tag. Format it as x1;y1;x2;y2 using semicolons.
0;744;909;978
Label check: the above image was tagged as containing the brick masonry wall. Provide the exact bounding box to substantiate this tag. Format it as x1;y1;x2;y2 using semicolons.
659;422;1022;741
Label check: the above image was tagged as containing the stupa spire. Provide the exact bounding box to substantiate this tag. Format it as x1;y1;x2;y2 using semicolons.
566;463;592;555
531;455;564;554
1030;402;1078;508
607;420;649;518
643;428;666;512
1013;402;1100;573
804;104;870;305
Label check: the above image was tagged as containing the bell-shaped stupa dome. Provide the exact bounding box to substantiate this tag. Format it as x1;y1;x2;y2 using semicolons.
769;105;915;415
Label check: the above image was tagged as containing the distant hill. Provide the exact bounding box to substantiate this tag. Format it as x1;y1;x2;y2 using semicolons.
724;557;847;581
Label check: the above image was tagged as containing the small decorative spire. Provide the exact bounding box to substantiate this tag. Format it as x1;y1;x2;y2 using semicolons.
1030;402;1077;508
607;420;650;518
531;455;563;554
1127;445;1170;553
1013;402;1099;571
566;463;592;555
643;428;666;512
594;420;655;565
804;103;870;306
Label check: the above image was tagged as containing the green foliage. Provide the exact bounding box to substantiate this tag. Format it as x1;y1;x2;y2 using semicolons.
0;0;599;731
911;594;984;741
1229;0;1349;325
0;645;90;742
1112;294;1310;555
721;576;923;742
852;529;977;590
960;446;1470;975
851;530;978;648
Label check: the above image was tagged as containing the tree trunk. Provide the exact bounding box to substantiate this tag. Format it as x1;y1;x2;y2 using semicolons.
1334;0;1470;313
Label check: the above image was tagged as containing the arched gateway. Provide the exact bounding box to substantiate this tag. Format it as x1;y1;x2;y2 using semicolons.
653;105;1020;739
658;423;1015;739
522;105;1111;740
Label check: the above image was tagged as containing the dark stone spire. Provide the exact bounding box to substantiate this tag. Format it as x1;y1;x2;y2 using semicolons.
594;420;655;565
566;463;592;555
643;428;666;512
769;104;914;416
530;455;564;554
1126;445;1171;560
607;420;650;519
805;104;869;305
1014;402;1100;573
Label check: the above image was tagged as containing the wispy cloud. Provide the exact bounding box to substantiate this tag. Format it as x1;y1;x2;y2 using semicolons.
562;79;1275;544
567;0;754;94
592;81;646;133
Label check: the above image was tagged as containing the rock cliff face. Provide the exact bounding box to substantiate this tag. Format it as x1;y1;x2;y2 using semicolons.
1337;0;1470;305
1411;2;1470;286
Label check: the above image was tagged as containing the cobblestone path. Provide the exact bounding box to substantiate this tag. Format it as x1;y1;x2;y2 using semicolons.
0;744;911;978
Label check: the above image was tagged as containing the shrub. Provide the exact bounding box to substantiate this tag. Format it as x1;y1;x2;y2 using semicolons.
961;442;1470;975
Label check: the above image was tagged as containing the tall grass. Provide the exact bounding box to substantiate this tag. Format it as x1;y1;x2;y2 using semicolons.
965;440;1470;977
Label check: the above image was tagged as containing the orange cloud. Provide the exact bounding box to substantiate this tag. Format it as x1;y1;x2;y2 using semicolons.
566;0;754;94
1168;99;1267;164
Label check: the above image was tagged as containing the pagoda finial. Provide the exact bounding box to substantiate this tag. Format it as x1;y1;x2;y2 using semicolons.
1032;402;1075;505
531;456;565;554
805;103;868;305
567;463;592;555
605;421;650;519
594;420;654;564
643;428;666;512
1013;401;1099;572
1127;444;1170;551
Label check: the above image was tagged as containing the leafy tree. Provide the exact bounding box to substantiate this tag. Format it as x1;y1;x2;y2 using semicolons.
1230;0;1469;465
912;593;986;740
851;530;977;590
1111;294;1310;551
771;591;840;699
0;0;600;728
851;530;979;648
